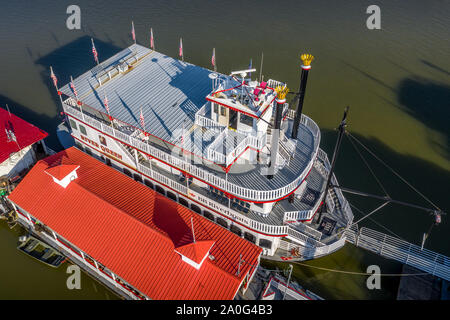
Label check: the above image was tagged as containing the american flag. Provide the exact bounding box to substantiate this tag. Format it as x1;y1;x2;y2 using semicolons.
150;28;154;49
211;48;216;68
131;21;136;43
139;107;145;131
179;38;183;58
91;38;99;64
50;66;58;89
70;76;78;100
103;93;110;115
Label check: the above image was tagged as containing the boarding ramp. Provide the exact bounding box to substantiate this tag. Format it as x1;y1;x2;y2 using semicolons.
345;226;450;281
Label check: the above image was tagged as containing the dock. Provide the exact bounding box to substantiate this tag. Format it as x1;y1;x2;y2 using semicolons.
397;265;448;300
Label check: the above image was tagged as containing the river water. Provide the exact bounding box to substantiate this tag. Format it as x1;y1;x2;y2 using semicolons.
0;0;448;299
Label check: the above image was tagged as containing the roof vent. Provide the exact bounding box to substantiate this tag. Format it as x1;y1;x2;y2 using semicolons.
44;164;80;188
175;240;215;270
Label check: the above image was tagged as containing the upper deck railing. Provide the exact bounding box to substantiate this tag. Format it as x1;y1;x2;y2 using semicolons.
63;99;320;203
196;102;268;166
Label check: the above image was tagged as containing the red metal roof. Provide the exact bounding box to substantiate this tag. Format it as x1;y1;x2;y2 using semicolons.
175;240;215;264
8;147;261;300
0;107;48;164
44;164;79;180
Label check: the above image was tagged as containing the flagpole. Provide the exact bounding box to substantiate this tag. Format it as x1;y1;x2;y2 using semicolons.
150;28;154;51
180;37;184;62
70;75;83;116
132;21;136;45
91;38;99;65
6;104;11;117
50;66;65;115
212;47;216;72
259;52;264;83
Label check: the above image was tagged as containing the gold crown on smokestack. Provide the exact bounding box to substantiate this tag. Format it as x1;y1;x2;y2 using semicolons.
275;85;289;100
301;54;314;66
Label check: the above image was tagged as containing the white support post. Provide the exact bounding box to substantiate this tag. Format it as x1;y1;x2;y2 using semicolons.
52;231;58;241
134;149;139;166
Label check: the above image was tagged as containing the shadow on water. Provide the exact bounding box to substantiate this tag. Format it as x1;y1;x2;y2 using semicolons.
0;36;124;150
321;129;449;253
396;76;450;159
34;35;123;84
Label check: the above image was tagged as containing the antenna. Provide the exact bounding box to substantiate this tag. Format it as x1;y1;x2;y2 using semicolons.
236;254;243;276
259;52;264;82
230;68;256;77
230;69;256;103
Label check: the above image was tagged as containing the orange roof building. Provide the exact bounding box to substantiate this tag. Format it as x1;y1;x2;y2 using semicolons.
8;147;262;300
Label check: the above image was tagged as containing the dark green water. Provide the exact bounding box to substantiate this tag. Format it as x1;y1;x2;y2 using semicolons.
0;0;448;299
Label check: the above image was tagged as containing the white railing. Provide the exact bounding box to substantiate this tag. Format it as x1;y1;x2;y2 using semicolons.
352;227;450;281
267;79;284;88
195;103;225;132
63;102;319;203
225;133;250;165
284;210;310;222
289;222;322;241
278;236;346;259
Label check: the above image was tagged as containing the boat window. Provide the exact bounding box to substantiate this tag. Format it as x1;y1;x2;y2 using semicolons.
167;191;177;202
259;239;272;249
213;103;218;114
179;198;189;207
230;225;242;237
123;168;132;177
244;232;256;243
155;185;165;195
203;211;215;221
85;147;93;156
99;135;107;146
220;106;226;116
79;125;87;136
216;217;228;228
133;173;142;183
190;204;202;214
105;158;112;166
144;179;154;189
240;113;253;127
69;119;78;130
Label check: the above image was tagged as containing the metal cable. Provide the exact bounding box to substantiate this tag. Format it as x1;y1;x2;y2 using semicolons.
294;262;430;277
349;202;405;240
346;132;390;197
347;132;441;211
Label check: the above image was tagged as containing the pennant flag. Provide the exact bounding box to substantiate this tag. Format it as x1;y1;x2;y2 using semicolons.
131;21;136;43
70;76;78;100
50;66;58;89
179;38;183;60
211;48;216;69
91;38;99;64
150;28;154;50
139;106;145;131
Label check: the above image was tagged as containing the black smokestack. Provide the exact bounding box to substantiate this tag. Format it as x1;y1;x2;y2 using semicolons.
291;54;314;140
